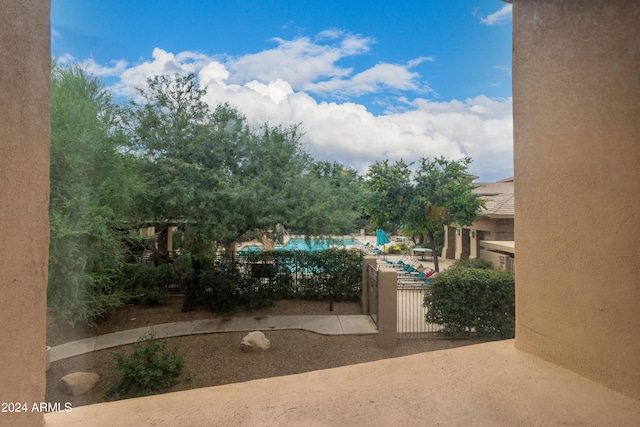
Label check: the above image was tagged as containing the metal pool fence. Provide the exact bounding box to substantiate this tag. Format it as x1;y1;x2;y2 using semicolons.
397;284;444;339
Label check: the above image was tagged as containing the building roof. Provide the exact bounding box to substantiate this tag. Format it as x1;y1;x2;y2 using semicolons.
473;177;514;218
481;192;515;217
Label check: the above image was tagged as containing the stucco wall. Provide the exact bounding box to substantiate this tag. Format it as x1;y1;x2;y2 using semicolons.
472;218;514;236
479;249;512;271
0;1;51;426
512;0;640;398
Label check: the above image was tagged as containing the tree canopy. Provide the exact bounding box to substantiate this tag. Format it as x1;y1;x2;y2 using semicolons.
128;73;362;246
362;159;412;230
49;67;366;322
125;73;364;310
49;63;484;323
364;156;484;271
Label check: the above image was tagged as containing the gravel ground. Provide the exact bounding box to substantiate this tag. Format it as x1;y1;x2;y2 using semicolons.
46;297;480;408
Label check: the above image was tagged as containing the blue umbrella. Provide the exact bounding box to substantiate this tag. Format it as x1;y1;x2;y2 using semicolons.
376;229;391;246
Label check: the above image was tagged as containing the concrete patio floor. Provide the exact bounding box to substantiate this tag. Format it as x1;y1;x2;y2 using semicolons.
45;339;640;426
45;245;640;425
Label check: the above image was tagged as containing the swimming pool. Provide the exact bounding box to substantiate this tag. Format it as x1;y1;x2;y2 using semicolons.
239;237;361;254
275;237;360;251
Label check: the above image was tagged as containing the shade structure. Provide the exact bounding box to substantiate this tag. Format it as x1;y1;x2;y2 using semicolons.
376;229;390;246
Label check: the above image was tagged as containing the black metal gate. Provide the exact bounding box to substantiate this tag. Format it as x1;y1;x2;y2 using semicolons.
397;284;443;338
367;264;378;325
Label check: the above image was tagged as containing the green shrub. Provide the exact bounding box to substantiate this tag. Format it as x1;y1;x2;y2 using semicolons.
451;258;493;270
106;333;184;399
119;263;179;305
424;267;515;339
386;244;409;254
195;259;251;312
47;246;131;327
191;248;364;312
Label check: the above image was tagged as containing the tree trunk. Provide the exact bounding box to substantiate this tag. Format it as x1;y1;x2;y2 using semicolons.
145;245;183;276
182;256;201;312
429;231;440;273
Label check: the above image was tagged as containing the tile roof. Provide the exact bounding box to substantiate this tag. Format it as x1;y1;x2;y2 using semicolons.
473;178;514;217
480;192;514;217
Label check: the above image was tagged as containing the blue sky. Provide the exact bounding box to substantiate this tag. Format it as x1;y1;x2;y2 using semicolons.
52;0;513;181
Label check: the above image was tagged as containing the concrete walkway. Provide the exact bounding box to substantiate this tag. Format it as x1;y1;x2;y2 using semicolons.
50;315;377;362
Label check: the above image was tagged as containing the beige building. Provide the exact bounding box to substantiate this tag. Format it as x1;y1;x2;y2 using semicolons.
1;1;639;426
512;0;640;401
442;177;515;270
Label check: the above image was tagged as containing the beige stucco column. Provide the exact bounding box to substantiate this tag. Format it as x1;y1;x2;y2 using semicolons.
452;227;461;260
441;225;456;259
512;0;640;399
469;229;478;259
0;1;51;426
377;268;398;347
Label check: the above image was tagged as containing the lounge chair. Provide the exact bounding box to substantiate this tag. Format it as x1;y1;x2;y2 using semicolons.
364;243;385;256
382;255;409;266
397;267;436;281
386;259;417;271
398;277;431;286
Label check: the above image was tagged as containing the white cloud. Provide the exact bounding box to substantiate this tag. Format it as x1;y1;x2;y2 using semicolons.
112;48;213;97
57;54;128;77
315;29;342;40
200;75;512;181
56;53;76;65
62;31;513;182
495;65;512;75
407;56;434;68
199;61;230;86
111;33;429;100
304;62;425;97
225;34;373;90
480;4;513;26
84;59;128;77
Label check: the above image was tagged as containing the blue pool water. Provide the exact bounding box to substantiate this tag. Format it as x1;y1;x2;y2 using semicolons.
239;245;262;253
276;237;359;251
240;237;360;254
238;237;361;274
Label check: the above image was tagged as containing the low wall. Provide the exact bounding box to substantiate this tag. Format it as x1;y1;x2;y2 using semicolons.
479;249;513;271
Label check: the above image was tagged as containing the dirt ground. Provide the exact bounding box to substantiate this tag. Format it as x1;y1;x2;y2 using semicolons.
46;296;362;346
46;296;480;408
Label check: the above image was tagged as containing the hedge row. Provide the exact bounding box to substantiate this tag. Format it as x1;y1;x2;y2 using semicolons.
125;248;365;313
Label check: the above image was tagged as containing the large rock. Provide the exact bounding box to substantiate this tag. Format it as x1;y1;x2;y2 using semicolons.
59;372;100;396
240;331;271;352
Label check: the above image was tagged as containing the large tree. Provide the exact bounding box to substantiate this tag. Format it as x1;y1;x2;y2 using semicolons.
49;65;145;325
128;74;254;309
128;73;362;310
407;157;484;272
362;159;412;230
364;157;483;271
305;161;365;234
